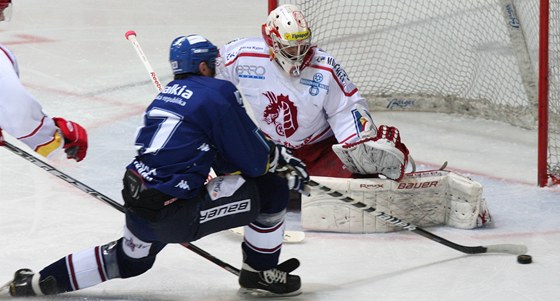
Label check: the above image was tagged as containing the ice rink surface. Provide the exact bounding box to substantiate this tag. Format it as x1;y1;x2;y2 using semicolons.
1;1;559;300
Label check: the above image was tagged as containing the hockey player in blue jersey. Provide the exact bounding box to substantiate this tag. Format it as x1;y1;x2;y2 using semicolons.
5;34;309;297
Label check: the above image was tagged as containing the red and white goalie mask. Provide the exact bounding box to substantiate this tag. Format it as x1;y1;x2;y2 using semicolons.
262;4;312;77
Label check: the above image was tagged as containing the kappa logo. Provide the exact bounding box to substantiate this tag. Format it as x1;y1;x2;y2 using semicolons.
198;143;210;152
175;180;190;190
199;199;251;223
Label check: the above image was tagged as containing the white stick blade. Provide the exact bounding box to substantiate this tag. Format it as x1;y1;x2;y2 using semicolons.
485;244;528;255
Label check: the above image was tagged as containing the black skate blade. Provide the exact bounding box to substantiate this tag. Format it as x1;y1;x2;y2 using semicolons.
238;287;302;298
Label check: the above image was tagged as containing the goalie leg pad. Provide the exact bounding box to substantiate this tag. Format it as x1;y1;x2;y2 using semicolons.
301;171;490;233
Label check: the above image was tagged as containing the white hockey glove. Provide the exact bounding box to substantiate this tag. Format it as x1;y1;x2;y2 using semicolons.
268;142;310;194
332;125;409;181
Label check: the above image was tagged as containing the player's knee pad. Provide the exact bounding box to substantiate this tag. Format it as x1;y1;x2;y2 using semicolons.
255;209;286;227
116;226;162;278
255;173;290;214
99;240;122;280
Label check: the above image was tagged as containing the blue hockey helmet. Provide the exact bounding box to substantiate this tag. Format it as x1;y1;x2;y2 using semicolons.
169;35;218;75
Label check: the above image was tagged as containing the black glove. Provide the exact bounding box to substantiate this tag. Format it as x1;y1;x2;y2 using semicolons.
268;142;310;194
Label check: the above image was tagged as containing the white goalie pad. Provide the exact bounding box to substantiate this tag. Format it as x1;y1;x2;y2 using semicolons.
301;170;491;233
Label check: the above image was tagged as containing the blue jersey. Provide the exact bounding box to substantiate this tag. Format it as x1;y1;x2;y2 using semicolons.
128;76;270;199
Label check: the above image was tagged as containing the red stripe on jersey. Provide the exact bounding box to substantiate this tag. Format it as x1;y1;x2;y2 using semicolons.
94;246;107;282
224;52;270;67
17;115;47;139
309;64;358;97
339;132;358;144
67;254;80;290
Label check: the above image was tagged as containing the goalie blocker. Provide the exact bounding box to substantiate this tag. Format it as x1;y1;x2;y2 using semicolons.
302;170;492;233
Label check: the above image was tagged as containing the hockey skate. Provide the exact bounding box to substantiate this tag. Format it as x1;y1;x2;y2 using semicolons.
238;258;302;297
5;268;57;297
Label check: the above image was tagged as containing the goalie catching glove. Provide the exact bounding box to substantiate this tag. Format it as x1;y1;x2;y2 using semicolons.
267;141;310;194
333;125;409;181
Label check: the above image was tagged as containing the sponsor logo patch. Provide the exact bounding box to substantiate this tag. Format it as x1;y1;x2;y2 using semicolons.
386;98;415;109
200;199;251;223
235;64;266;79
351;108;371;134
505;4;520;29
283;30;310;41
300;73;329;96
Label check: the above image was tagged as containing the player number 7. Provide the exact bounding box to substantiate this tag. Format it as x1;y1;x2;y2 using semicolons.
136;107;183;155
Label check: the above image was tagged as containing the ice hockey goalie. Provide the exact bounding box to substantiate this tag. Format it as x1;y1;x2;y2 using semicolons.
301;170;492;233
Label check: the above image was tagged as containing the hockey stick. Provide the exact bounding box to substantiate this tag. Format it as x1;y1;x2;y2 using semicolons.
306;179;527;255
125;30;164;92
1;141;241;276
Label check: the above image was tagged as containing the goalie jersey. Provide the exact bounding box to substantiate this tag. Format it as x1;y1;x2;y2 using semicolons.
128;75;271;199
216;37;369;149
0;43;61;156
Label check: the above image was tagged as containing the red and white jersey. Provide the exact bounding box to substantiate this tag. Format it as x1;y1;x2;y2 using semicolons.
216;37;369;149
0;43;62;156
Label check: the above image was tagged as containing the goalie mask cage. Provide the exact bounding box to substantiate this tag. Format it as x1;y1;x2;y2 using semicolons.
268;0;559;187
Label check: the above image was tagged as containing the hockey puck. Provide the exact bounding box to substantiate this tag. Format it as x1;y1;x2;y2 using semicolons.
517;254;532;264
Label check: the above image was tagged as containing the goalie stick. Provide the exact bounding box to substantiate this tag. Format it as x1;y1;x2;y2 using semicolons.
1;141;241;276
307;179;527;255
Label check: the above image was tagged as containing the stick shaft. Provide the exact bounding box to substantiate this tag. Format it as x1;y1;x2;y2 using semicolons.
125;31;163;92
2;141;241;275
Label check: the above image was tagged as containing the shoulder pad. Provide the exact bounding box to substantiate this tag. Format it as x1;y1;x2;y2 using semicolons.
309;49;357;95
220;37;269;65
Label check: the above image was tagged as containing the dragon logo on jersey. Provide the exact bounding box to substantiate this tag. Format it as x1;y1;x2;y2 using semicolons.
262;91;299;138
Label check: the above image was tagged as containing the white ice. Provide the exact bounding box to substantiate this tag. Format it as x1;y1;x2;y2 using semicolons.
1;1;559;300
